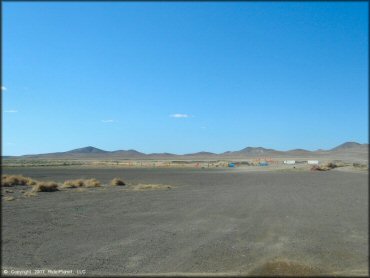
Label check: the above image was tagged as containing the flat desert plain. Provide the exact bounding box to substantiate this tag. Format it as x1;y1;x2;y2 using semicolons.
1;167;368;276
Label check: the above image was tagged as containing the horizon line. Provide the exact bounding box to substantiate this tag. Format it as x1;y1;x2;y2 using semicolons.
3;141;368;157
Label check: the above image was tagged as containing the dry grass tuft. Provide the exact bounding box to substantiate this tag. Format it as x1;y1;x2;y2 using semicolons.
62;179;85;188
353;163;368;169
2;175;37;187
310;165;330;171
62;178;101;188
4;196;15;201
311;162;346;171
23;191;38;197
32;181;59;192
132;184;172;191
326;162;338;169
249;259;322;276
84;179;101;188
111;178;126;186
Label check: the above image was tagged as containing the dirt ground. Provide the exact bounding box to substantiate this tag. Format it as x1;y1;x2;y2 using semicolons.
1;167;368;276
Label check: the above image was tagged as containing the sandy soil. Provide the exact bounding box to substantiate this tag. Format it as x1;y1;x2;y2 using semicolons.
1;167;368;276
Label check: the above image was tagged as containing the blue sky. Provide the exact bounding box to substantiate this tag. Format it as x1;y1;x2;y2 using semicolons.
2;2;368;155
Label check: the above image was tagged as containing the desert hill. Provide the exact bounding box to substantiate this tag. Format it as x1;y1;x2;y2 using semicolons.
3;141;368;161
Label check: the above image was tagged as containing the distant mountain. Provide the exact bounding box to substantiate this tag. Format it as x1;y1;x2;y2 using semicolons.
219;146;283;158
331;142;365;151
147;153;177;158
3;141;368;160
184;151;216;156
225;147;281;156
288;149;310;152
286;149;312;155
112;149;145;156
238;147;275;154
66;146;108;154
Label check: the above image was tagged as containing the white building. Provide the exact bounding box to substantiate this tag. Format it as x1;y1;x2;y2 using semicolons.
284;160;296;165
307;160;319;165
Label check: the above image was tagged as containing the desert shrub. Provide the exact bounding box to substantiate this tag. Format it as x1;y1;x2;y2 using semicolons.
62;178;101;188
62;179;85;188
28;178;37;185
23;191;37;197
132;184;172;191
110;178;125;186
311;162;347;171
32;181;59;192
2;175;37;187
326;162;338;169
310;165;329;171
84;179;101;188
353;163;368;169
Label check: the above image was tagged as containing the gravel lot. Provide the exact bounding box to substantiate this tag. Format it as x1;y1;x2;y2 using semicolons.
2;167;368;276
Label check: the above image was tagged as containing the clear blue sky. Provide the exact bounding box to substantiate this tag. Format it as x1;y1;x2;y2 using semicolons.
3;2;368;155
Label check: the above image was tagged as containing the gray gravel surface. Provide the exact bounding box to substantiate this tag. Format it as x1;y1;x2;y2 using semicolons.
2;168;368;276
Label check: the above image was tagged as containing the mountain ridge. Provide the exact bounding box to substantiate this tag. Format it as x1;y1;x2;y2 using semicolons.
331;141;363;151
4;141;368;158
66;146;107;154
